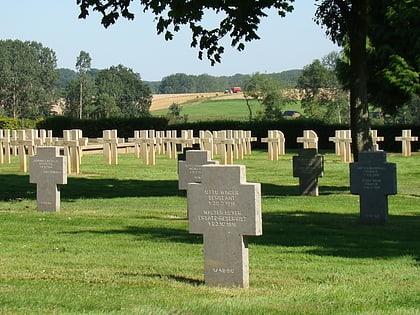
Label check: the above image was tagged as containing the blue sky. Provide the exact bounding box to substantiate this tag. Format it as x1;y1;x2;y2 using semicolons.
2;1;339;81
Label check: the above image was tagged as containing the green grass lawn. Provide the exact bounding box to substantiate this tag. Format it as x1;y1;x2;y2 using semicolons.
1;151;419;314
151;98;302;121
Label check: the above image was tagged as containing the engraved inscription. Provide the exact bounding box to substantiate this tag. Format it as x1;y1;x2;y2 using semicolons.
197;189;247;227
357;166;385;190
187;165;202;181
32;159;61;174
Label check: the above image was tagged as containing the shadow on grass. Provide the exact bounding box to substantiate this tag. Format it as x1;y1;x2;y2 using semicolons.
62;225;203;245
261;183;349;196
0;174;183;200
258;211;420;260
115;271;203;285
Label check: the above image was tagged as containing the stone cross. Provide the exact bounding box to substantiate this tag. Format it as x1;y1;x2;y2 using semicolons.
29;146;67;212
244;130;257;155
293;148;324;196
213;130;234;165
199;130;214;158
138;130;156;165
58;129;88;174
178;150;218;190
261;130;285;161
395;129;418;156
97;129;122;165
329;130;352;162
188;164;262;288
297;130;318;149
371;129;384;151
10;129;30;172
0;129;11;164
350;151;397;224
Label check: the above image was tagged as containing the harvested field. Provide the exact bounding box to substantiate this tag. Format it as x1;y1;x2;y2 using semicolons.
150;92;245;111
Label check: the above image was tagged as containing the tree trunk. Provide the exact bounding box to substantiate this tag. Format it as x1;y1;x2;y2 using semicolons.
349;0;373;161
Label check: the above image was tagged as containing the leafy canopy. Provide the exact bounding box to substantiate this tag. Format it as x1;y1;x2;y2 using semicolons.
77;0;295;64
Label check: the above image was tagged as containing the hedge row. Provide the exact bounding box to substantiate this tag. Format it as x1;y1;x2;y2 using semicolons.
3;116;417;153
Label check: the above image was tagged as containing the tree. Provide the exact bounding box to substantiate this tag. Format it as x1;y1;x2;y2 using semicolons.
244;73;284;121
76;51;92;119
159;73;196;94
95;65;152;117
0;40;59;118
76;0;418;159
297;56;349;123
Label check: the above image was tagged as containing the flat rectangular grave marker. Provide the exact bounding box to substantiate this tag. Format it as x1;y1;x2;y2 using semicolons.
178;150;218;190
29;147;67;212
350;151;397;224
188;164;262;288
293;149;324;196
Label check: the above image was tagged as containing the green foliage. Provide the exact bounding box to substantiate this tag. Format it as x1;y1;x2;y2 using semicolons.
244;73;285;120
0;39;59;119
297;57;349;124
36;116;168;138
0;117;36;130
166;102;188;124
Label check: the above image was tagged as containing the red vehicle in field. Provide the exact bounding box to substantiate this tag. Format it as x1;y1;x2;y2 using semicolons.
230;87;242;93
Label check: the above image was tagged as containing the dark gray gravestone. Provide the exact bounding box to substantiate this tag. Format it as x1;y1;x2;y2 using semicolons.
29;147;67;212
293;149;324;196
188;165;262;288
350;151;397;224
178;150;218;190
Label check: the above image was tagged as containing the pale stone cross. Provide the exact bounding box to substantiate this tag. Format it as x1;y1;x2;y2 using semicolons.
395;129;418;156
261;130;285;161
244;130;257;155
297;130;318;149
371;129;384;151
188;164;262;288
0;129;11;164
199;130;214;158
138;130;156;165
213;130;234;165
350;151;397;224
58;129;88;174
178;150;218;190
293;149;324;196
29;146;67;212
97;129;123;165
10;129;31;172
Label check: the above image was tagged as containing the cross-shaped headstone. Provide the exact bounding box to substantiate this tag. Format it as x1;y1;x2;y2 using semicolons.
296;130;318;149
350;151;397;224
199;130;214;158
293;148;324;196
188;164;262;288
0;129;11;164
371;129;384;151
244;130;257;155
138;130;156;165
29;146;67;212
10;130;30;172
58;129;88;174
395;129;418;156
178;150;218;190
97;129;122;165
261;130;285;161
213;130;235;165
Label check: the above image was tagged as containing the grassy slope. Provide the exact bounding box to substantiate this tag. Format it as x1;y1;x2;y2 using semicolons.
151;97;302;121
0;152;419;314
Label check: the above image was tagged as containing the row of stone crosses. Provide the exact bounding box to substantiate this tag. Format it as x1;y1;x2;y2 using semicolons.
12;127;415;288
0;128;418;175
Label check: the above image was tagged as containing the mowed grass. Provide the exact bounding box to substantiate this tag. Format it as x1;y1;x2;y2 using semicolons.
0;151;419;314
151;97;302;121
